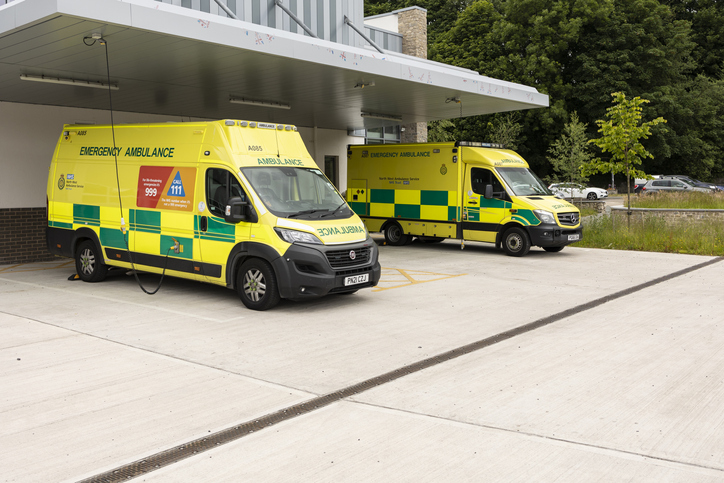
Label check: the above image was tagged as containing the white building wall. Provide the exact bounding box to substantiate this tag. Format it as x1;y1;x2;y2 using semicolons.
363;14;398;33
0;101;356;208
0;102;202;208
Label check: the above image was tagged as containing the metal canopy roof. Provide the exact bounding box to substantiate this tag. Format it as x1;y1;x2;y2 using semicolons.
0;0;549;131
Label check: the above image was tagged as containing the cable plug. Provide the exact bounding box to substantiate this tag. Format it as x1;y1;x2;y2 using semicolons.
171;238;180;254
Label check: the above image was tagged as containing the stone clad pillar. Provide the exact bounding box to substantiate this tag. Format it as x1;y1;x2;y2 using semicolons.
398;7;428;143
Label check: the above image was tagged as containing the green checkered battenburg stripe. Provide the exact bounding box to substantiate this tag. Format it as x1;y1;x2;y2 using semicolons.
354;189;458;222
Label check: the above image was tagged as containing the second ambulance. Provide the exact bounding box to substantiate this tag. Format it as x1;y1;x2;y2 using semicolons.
347;142;582;256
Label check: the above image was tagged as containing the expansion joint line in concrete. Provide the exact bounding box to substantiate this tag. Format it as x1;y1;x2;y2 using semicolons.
79;256;724;483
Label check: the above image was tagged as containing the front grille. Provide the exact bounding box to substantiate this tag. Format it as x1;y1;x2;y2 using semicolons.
326;247;371;269
557;212;580;226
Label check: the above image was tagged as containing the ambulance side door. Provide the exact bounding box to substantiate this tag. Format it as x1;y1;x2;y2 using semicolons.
463;167;509;243
196;167;252;283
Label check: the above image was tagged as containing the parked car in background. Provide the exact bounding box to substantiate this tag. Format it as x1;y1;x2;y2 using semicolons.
641;178;713;194
663;175;718;191
634;175;662;194
548;183;608;200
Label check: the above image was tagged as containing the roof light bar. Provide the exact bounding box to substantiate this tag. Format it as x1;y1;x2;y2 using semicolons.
457;141;505;148
20;74;119;90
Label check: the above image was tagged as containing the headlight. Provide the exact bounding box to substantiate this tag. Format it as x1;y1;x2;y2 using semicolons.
274;228;322;245
533;209;556;224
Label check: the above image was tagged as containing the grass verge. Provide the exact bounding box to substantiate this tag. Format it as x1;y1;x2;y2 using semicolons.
575;215;724;256
630;191;724;209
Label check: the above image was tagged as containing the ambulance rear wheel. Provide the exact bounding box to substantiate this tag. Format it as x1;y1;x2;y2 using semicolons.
75;240;108;282
502;227;531;257
384;222;411;246
237;258;280;311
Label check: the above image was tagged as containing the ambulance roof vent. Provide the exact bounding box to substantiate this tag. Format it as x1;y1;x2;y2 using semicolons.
225;120;235;126
239;121;248;127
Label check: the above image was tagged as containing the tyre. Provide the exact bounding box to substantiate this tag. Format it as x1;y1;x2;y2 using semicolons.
75;240;108;282
237;258;281;311
384;222;411;246
543;246;564;253
502;227;531;257
587;192;597;200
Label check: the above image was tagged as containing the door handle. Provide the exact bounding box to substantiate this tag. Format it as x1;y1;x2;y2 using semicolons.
200;216;208;232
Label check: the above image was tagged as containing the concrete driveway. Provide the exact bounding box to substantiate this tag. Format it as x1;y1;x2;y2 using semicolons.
1;239;723;482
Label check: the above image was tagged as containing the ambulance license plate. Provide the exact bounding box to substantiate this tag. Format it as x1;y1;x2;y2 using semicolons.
344;273;369;286
568;234;580;241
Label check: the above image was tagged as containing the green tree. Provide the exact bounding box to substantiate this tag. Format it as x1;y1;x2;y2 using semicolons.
547;112;592;191
427;119;456;142
583;92;667;214
487;112;523;150
432;0;613;174
664;0;724;78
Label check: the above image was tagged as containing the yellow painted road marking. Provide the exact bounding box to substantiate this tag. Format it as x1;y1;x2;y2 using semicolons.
373;267;466;292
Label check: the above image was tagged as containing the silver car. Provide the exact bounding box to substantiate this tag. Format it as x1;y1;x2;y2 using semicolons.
641;178;712;194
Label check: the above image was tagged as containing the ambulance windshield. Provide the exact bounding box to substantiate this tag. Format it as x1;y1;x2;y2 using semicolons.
496;167;552;197
241;167;350;219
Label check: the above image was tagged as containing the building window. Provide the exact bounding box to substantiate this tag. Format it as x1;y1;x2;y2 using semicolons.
324;156;339;188
364;125;401;144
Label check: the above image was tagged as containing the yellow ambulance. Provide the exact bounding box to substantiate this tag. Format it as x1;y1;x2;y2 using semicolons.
46;120;380;310
347;142;582;256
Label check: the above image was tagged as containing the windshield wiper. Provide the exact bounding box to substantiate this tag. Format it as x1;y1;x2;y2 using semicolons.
320;202;348;218
288;209;329;219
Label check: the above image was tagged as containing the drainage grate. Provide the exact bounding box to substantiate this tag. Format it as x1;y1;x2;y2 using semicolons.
79;256;723;482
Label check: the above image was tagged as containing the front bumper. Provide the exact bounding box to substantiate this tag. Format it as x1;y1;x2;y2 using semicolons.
527;224;583;248
272;236;381;300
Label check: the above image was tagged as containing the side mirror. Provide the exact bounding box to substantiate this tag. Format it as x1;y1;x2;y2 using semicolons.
484;184;494;199
224;196;250;223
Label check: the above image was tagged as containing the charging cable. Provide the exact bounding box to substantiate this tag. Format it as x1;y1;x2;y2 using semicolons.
83;34;175;295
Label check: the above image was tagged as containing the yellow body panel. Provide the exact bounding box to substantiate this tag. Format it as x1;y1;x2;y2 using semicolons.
47;120;369;290
347;142;582;245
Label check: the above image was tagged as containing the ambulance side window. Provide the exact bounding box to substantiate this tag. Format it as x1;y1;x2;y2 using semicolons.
471;168;508;200
206;168;246;218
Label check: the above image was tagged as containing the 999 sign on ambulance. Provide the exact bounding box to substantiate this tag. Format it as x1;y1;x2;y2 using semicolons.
46;120;381;310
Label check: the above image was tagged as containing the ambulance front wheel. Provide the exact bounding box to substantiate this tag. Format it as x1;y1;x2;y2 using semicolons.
237;258;281;311
384;222;411;246
75;240;108;282
502;227;531;257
